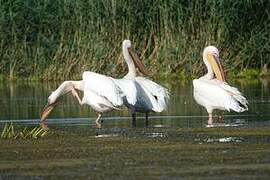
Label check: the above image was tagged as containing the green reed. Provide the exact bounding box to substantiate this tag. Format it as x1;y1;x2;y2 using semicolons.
1;123;48;139
0;0;269;80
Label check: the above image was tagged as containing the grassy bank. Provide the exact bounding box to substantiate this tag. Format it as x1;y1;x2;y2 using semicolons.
0;0;269;80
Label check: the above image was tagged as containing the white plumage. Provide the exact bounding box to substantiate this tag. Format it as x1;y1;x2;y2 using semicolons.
135;77;169;112
121;40;170;123
112;78;137;106
193;46;248;125
40;71;127;127
193;79;248;112
82;71;123;107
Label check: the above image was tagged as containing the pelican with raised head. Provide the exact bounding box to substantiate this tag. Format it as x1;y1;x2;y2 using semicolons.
193;46;248;125
40;71;131;128
119;40;169;125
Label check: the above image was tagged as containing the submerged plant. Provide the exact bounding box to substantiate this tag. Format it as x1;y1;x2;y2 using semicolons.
1;123;48;139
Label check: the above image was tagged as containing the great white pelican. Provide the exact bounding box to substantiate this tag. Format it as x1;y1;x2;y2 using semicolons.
118;39;170;125
40;71;136;128
193;46;248;125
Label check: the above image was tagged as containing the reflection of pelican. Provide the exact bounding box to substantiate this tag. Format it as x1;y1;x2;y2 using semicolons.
120;40;169;125
193;46;248;125
40;72;131;128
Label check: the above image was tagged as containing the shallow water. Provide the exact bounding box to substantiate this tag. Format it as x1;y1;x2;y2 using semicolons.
0;79;270;179
0;79;269;127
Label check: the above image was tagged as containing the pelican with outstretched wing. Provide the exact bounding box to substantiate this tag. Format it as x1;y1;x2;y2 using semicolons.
193;46;248;125
117;40;169;125
40;71;128;128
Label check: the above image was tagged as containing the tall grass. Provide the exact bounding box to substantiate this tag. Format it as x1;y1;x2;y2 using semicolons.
0;0;269;80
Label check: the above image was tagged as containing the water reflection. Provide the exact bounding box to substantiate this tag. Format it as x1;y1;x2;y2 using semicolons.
144;132;167;138
95;133;120;138
0;79;269;128
195;137;243;143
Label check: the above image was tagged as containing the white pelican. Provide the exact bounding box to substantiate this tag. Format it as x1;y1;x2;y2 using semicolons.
40;71;135;128
119;40;170;125
193;46;248;125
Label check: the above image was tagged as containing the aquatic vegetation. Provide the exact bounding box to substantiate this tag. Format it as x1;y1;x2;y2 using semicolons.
0;1;269;80
260;64;270;78
230;68;261;79
1;123;48;139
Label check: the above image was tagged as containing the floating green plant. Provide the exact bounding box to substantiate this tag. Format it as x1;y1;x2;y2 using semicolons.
1;123;48;139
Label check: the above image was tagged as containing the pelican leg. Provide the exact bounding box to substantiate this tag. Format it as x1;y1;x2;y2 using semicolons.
145;112;149;127
132;113;136;127
95;113;102;128
71;87;83;105
208;113;213;125
129;108;136;127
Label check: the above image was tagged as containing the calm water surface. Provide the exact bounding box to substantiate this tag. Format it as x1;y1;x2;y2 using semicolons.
1;79;270;179
0;79;269;128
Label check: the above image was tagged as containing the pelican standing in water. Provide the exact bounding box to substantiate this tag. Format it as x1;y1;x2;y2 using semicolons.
193;46;248;125
119;40;169;125
40;71;136;128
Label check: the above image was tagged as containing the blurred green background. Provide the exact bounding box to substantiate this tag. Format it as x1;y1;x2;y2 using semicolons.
0;0;269;80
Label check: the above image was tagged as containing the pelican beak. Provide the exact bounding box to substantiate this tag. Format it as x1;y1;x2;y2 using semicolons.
40;101;58;122
207;53;225;81
128;47;150;76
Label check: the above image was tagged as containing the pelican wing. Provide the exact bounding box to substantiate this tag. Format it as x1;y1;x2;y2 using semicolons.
219;81;248;109
135;77;170;112
82;71;123;106
112;79;137;106
193;79;248;112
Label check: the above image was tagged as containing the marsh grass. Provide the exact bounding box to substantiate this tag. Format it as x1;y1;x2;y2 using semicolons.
1;123;48;139
0;0;269;80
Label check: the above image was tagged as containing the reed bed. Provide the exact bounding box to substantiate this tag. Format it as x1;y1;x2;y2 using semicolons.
0;0;269;80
